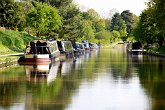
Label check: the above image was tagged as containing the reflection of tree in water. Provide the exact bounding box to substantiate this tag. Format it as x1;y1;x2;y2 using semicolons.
0;82;25;108
108;47;133;80
137;56;165;110
25;59;80;110
26;50;102;110
0;49;112;110
0;66;25;109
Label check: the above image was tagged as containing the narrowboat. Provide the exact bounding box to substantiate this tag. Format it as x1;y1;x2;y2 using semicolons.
25;62;60;83
23;39;60;63
72;42;85;55
57;40;74;60
89;43;99;50
82;40;90;50
127;42;143;55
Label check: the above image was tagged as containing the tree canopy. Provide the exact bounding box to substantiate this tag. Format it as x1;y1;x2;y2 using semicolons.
121;10;135;36
133;0;165;47
0;0;143;44
26;2;62;37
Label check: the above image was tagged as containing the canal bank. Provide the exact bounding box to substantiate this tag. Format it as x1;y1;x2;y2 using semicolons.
0;53;23;68
146;51;165;57
0;44;165;69
0;48;165;110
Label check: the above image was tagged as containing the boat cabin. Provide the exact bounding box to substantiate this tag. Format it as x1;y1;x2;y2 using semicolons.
24;39;60;63
131;42;143;55
57;41;74;58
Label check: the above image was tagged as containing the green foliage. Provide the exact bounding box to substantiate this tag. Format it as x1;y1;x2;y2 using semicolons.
105;18;111;30
26;2;62;37
133;0;165;48
111;30;121;42
41;0;73;8
110;13;127;38
95;30;111;40
0;0;144;46
82;20;95;42
81;9;105;33
133;5;160;45
94;19;106;32
150;0;165;46
0;0;19;28
95;30;111;44
126;35;135;42
58;3;83;40
152;0;165;36
0;30;36;53
121;10;135;36
15;2;32;31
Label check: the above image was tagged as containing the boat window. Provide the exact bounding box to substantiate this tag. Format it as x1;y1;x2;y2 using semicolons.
43;42;50;54
29;42;36;54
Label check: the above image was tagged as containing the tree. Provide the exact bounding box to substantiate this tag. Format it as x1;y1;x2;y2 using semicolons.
87;9;100;21
110;13;127;38
111;30;121;42
150;0;165;46
95;30;111;40
81;9;105;33
26;2;62;37
105;18;111;31
0;0;19;28
82;20;95;42
49;0;72;7
15;1;32;31
57;3;83;40
121;10;135;36
133;8;159;44
94;19;106;32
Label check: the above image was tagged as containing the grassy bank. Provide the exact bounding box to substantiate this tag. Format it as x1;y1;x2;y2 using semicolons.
0;30;36;54
0;30;36;64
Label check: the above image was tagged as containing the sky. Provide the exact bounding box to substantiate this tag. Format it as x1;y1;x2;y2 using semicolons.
73;0;148;18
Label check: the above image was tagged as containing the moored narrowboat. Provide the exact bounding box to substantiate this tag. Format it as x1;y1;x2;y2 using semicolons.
22;39;60;63
127;42;144;55
57;40;74;60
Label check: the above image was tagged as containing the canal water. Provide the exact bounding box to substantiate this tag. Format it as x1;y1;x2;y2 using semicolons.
0;46;165;110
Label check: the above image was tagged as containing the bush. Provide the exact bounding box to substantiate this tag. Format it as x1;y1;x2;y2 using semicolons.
0;30;36;53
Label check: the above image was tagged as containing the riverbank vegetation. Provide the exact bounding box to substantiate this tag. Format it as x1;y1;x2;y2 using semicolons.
0;30;35;54
1;0;164;54
133;0;165;53
0;0;137;50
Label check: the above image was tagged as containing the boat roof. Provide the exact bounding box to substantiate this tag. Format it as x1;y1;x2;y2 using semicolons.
29;39;56;43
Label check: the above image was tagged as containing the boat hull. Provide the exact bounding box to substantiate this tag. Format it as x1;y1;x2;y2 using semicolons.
23;52;60;64
131;49;143;55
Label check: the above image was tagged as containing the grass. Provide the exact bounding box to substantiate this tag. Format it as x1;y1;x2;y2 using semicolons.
153;45;165;54
0;56;19;62
0;30;36;63
0;30;36;54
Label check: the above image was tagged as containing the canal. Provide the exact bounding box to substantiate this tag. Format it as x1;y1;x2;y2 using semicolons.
0;46;165;110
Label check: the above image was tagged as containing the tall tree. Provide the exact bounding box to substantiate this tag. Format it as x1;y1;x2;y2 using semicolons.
110;13;127;38
0;0;19;28
57;3;83;40
48;0;72;7
15;1;32;31
82;20;95;42
151;0;165;46
133;7;159;45
82;9;104;33
26;2;62;37
121;10;135;36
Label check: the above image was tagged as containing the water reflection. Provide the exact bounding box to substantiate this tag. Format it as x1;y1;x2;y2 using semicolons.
0;66;25;110
59;59;74;76
2;48;165;109
25;62;60;84
137;55;165;110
